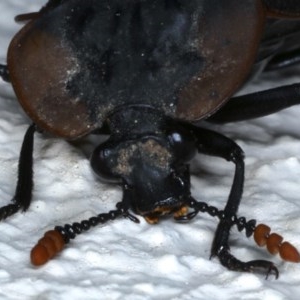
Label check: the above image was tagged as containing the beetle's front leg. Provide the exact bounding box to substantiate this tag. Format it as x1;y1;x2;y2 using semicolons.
0;124;35;221
0;64;10;82
189;126;277;276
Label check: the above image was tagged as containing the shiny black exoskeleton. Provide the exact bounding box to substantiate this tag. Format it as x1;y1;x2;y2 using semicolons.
1;0;300;277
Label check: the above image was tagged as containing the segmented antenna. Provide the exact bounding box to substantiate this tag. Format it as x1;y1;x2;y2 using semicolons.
30;198;300;266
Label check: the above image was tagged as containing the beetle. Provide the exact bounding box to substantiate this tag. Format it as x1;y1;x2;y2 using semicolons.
1;0;300;278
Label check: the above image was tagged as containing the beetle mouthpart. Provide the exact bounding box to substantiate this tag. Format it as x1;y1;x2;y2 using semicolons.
144;205;188;224
253;224;300;263
173;206;189;219
144;215;160;224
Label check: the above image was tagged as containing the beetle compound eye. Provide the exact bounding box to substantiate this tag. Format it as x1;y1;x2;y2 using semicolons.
253;224;300;263
90;143;122;183
168;129;196;163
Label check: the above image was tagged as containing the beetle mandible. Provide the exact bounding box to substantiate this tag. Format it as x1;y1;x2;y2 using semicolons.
1;0;300;278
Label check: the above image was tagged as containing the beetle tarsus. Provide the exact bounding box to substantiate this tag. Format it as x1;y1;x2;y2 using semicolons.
217;247;279;279
0;203;21;221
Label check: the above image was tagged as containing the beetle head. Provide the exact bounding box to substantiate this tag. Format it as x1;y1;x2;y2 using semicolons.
91;123;196;223
121;140;192;223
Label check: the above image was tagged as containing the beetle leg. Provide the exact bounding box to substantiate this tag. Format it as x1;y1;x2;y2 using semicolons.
189;128;244;256
265;49;300;71
14;0;65;23
263;0;300;18
207;83;300;123
0;123;35;221
0;64;10;82
186;126;278;276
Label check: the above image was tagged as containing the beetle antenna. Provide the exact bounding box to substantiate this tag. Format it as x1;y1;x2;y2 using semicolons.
179;196;300;263
30;202;137;266
30;195;300;266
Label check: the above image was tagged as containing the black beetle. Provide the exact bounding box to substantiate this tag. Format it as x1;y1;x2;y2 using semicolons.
1;0;300;277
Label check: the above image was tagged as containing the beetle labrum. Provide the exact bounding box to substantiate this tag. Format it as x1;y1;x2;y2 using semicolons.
1;0;300;278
